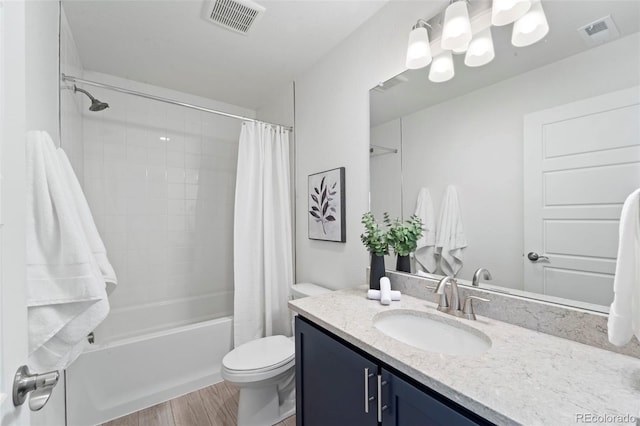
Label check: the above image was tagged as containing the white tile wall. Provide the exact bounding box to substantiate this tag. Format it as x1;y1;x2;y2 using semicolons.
80;74;245;341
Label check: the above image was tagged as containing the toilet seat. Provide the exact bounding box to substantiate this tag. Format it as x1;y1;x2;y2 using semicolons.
222;335;295;382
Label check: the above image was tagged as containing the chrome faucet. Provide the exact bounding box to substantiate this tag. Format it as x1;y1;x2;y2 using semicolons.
433;276;462;316
472;268;492;287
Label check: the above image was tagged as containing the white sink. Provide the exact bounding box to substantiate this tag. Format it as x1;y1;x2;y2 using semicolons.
373;310;491;356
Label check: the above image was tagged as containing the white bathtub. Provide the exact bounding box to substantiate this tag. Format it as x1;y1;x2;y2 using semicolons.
66;316;233;425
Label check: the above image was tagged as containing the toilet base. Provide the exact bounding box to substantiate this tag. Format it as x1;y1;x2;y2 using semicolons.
233;368;296;426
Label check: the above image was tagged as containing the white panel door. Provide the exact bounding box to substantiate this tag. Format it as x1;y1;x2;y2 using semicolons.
0;1;31;424
523;86;640;306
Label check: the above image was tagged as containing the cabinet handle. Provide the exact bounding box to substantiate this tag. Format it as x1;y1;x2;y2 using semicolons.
377;375;387;422
364;368;371;413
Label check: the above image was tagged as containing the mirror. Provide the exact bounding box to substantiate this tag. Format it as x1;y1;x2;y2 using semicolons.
370;1;640;312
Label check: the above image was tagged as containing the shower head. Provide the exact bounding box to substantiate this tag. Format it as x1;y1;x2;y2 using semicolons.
73;85;109;112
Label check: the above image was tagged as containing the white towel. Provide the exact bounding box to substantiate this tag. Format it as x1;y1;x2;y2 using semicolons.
435;186;467;277
608;188;640;346
57;149;117;293
380;277;392;305
414;188;437;273
26;131;109;372
367;289;401;301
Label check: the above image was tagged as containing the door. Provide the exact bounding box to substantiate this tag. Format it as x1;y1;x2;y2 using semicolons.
295;317;378;426
0;0;31;424
381;369;485;426
523;86;640;306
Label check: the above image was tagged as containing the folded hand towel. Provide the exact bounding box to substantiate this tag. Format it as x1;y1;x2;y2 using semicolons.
367;289;401;301
57;149;117;293
26;131;109;372
608;188;640;346
414;188;437;273
435;186;467;277
380;277;392;305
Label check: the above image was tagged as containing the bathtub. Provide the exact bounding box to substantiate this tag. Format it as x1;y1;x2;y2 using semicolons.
66;316;233;425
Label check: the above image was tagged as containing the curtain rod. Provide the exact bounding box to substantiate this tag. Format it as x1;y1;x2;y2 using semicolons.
61;74;293;131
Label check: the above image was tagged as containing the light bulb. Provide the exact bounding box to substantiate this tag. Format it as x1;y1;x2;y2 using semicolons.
512;0;549;47
491;0;531;26
429;50;455;83
441;1;472;52
464;27;495;67
406;25;432;69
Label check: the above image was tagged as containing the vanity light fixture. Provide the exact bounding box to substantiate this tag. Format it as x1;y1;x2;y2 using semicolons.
406;20;432;69
464;26;495;67
441;0;472;52
491;0;531;26
428;50;455;83
511;0;549;47
405;0;548;83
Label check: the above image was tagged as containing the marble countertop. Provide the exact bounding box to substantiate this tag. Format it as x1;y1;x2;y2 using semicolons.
289;288;640;426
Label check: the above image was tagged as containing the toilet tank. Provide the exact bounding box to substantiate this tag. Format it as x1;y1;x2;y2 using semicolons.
291;283;331;299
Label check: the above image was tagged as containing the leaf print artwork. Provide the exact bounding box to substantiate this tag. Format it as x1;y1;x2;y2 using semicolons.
309;175;337;234
308;167;345;243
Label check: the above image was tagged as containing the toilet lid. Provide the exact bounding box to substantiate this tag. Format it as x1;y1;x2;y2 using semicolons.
224;335;294;372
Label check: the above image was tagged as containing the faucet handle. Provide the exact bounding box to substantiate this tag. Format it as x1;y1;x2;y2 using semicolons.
462;296;489;320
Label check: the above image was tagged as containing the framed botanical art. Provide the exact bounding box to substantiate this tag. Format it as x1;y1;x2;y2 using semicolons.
308;167;346;242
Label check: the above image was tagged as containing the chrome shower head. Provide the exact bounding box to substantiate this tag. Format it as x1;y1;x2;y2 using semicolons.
73;85;109;112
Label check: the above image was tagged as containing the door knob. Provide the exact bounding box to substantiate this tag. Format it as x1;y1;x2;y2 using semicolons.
12;365;59;411
527;252;549;262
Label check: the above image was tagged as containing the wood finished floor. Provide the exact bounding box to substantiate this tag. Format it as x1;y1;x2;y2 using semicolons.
102;381;296;426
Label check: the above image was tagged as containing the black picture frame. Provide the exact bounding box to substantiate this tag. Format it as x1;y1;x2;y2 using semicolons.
308;167;346;242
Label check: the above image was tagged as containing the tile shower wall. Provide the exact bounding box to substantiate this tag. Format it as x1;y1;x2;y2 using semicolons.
82;72;252;342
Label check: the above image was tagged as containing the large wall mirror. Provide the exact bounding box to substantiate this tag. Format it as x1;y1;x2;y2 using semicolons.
370;0;640;312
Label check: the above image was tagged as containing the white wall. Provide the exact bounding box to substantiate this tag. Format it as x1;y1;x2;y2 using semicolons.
293;1;447;289
25;0;59;143
399;33;640;289
81;71;253;342
60;8;85;181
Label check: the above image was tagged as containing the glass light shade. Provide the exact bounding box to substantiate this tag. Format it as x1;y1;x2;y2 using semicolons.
511;0;549;47
406;26;432;69
428;50;455;83
441;1;472;52
491;0;531;26
464;27;495;67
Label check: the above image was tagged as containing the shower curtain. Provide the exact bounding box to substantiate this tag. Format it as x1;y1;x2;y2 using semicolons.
233;121;293;347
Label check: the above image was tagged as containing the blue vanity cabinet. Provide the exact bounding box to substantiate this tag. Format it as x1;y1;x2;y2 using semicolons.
295;316;379;426
295;316;493;426
380;369;483;426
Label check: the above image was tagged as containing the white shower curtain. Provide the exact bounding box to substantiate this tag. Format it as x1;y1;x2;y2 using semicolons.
233;121;293;347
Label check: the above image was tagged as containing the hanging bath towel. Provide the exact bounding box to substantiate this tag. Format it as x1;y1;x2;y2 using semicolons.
414;188;437;273
26;131;109;372
608;188;640;346
57;148;117;293
435;185;467;277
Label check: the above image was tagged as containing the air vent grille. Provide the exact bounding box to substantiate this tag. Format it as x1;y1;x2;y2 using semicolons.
204;0;265;35
577;15;620;47
585;21;608;36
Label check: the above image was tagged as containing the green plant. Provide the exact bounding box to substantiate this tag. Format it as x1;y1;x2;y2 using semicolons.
384;213;423;257
360;212;389;256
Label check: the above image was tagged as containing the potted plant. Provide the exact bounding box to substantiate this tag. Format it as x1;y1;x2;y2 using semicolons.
360;212;389;290
384;213;423;273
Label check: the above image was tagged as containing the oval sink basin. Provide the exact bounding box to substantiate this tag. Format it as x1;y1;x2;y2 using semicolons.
373;310;491;356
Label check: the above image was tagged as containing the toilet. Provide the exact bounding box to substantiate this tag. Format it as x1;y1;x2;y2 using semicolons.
222;282;331;426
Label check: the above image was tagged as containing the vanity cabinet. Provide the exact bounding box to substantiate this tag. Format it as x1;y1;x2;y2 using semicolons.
295;316;492;426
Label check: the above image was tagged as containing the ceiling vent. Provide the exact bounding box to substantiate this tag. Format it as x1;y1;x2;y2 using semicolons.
203;0;265;35
577;15;620;47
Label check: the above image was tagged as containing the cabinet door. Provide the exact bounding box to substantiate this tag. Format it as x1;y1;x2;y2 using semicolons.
381;369;485;426
296;317;378;426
